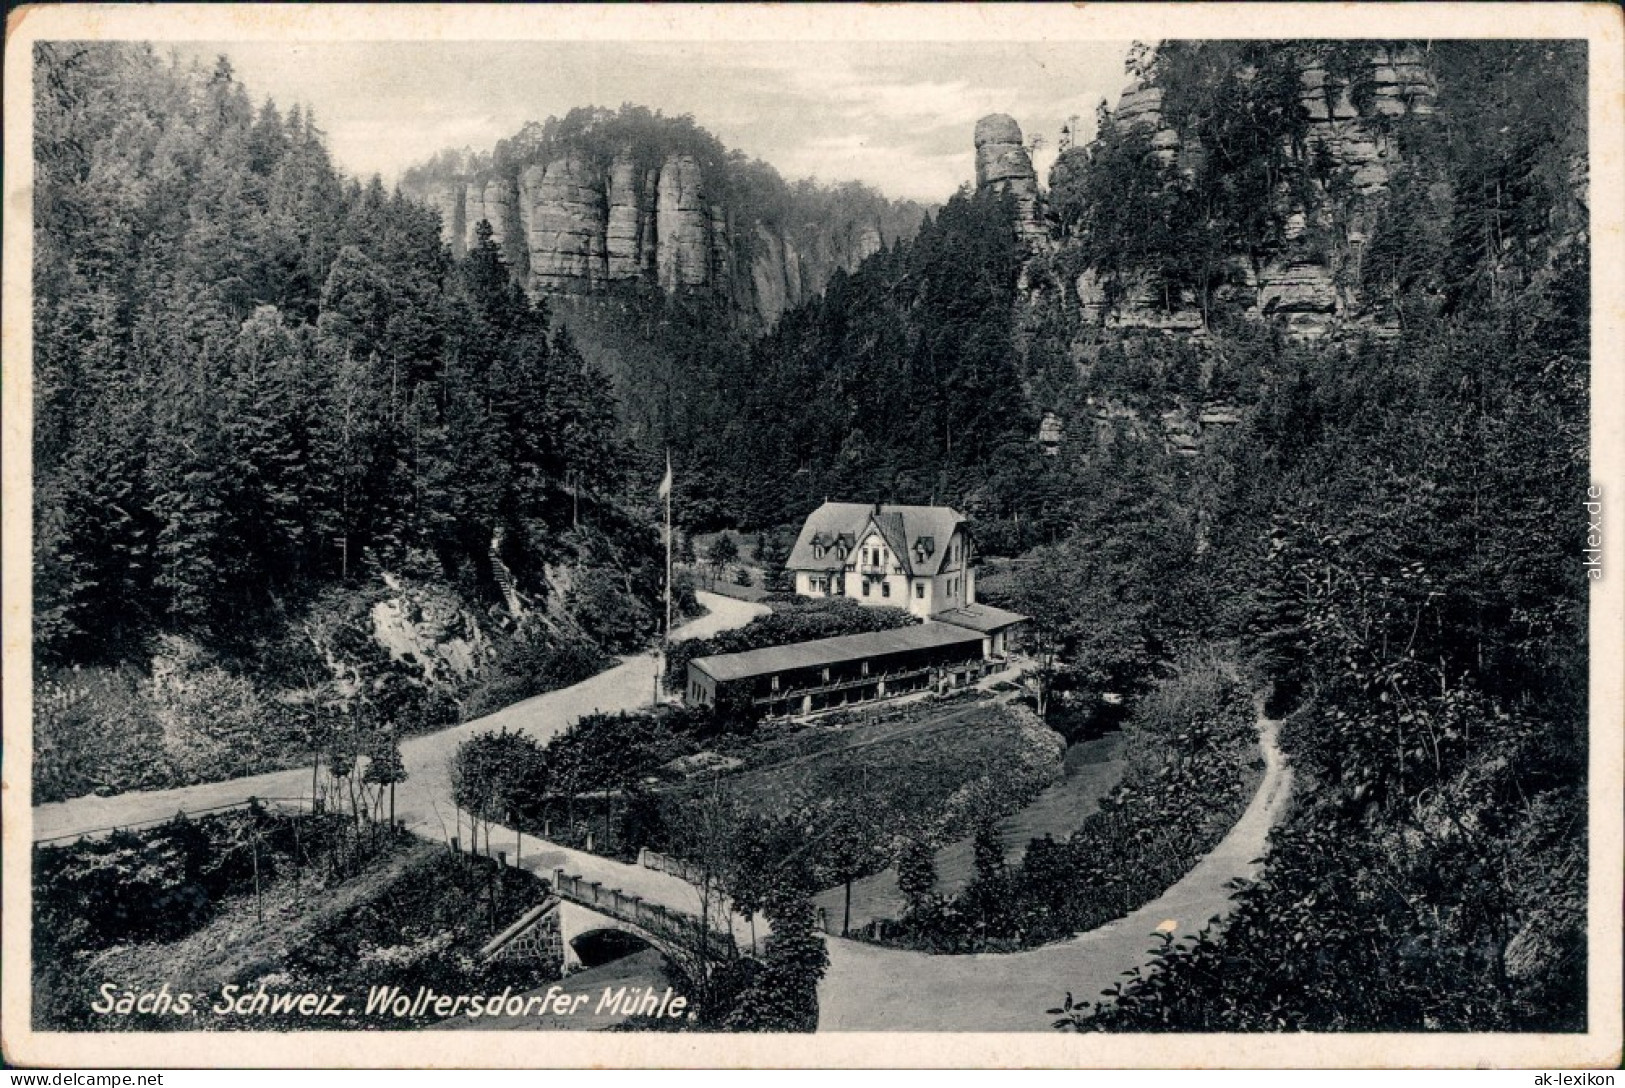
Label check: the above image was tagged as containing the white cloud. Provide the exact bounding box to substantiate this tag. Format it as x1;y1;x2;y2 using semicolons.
174;39;1129;201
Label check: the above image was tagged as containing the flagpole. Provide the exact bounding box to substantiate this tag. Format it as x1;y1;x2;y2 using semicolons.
656;451;672;707
665;451;673;661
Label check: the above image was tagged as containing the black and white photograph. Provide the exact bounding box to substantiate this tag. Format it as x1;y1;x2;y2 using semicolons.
3;2;1620;1070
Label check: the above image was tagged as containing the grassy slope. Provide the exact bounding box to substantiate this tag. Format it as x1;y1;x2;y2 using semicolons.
43;837;561;1032
80;838;429;1000
715;698;1059;830
815;730;1128;929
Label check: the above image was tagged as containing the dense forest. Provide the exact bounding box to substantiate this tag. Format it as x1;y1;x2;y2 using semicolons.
665;39;1589;1029
30;36;1590;1032
32;44;666;800
1093;42;1586;1033
1027;41;1585;1031
399;104;929;509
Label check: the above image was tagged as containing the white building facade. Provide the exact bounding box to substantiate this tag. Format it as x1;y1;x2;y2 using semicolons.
786;502;977;620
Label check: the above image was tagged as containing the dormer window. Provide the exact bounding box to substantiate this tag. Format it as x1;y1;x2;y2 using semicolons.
813;544;824;560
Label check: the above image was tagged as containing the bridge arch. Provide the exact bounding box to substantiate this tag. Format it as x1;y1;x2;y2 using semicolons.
554;898;682;972
567;925;656;970
548;869;743;973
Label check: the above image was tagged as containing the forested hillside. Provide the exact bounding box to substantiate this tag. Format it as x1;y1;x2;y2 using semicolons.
1054;42;1589;1033
32;44;667;800
28;36;1591;1031
399;107;927;477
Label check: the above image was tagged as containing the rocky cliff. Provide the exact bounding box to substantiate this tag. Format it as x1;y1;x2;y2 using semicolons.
1102;44;1435;339
988;43;1508;460
988;44;1481;343
974;113;1048;245
402;107;925;328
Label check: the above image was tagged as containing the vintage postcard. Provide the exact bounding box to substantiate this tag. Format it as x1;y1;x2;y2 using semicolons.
3;1;1621;1070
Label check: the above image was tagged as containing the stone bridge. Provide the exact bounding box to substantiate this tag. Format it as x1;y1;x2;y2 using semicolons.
483;868;741;973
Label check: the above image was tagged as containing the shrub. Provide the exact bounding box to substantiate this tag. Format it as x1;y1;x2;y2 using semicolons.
464;620;610;720
566;566;655;653
35;828;559;1032
150;636;285;783
33;666;174;802
459;675;536;721
672;567;701;619
882;662;1258;953
31;807;335;954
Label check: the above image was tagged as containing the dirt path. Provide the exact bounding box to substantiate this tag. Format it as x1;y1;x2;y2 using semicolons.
31;592;768;846
814;711;1293;1031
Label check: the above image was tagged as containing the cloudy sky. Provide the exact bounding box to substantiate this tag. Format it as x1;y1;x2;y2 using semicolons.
175;40;1131;202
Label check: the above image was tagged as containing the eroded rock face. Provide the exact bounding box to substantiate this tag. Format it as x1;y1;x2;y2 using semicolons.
463;178;514;255
751;227;797;326
605;154;644;280
1115;81;1184;170
974;114;1047;244
477;147;894;322
855;224;884;262
1075;268;1109;323
406;124;924;327
1258;259;1340;338
516;163;542;258
656;154;714;291
1088;45;1439;339
526;151;609;292
1111;273;1207;335
975;114;1031;186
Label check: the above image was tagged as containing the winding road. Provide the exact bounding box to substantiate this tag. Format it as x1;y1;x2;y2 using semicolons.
32;595;1295;1031
32;590;771;943
31;592;769;902
814;711;1294;1031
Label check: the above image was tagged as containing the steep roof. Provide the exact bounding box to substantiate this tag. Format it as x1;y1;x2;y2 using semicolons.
934;602;1030;634
870;510;911;571
689;622;984;683
785;502;966;578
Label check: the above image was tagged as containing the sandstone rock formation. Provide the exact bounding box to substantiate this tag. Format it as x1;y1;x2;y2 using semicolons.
463;178;514;254
1081;45;1439;340
604;154;646;280
974;114;1047;244
655;154;713;291
402;127;923;328
527;151;609;291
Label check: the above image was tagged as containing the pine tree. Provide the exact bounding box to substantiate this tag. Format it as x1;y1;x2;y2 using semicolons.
897;838;938;916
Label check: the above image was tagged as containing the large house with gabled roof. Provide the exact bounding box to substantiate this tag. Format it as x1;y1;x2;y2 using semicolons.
785;501;977;619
